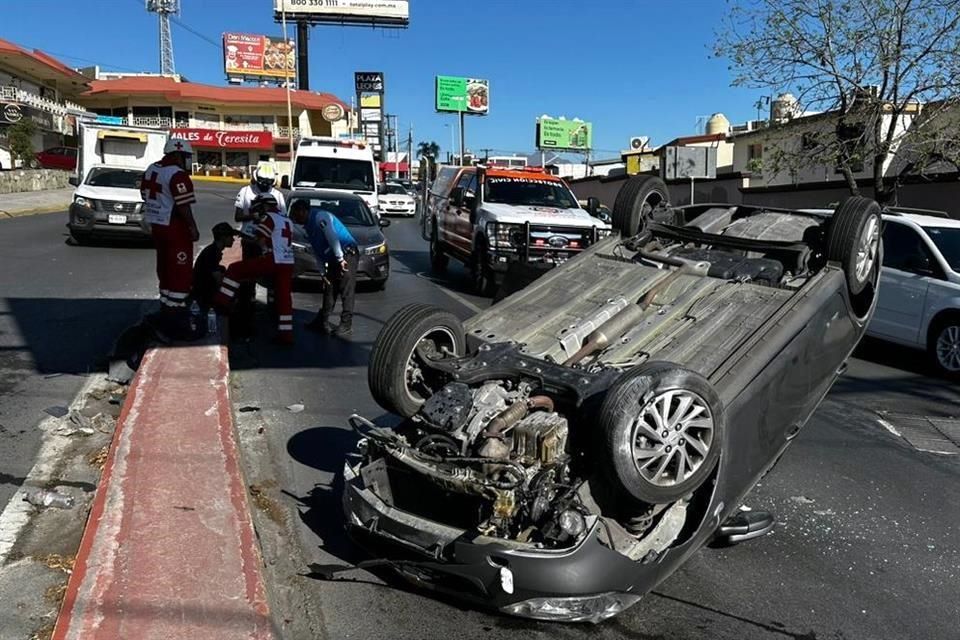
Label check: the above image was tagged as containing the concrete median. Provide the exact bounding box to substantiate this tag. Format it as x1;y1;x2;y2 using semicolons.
51;339;277;639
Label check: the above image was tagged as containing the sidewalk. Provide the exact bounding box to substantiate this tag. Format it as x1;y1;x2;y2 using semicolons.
0;187;74;217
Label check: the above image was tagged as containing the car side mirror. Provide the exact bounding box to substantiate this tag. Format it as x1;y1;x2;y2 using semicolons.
68;176;79;187
379;217;392;228
449;187;463;207
280;175;290;190
586;196;600;218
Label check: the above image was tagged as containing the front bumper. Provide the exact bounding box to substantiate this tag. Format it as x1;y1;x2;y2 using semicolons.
381;204;416;216
68;203;151;238
485;221;614;271
342;459;645;622
294;248;390;282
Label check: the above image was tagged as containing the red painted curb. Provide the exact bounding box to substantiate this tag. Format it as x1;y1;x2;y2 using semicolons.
52;344;276;640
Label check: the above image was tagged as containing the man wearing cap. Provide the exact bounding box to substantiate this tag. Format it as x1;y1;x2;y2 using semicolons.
289;199;359;337
215;194;296;345
191;222;240;314
140;138;200;334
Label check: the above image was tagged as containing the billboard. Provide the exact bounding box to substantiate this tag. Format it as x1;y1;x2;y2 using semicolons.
435;76;489;115
355;71;385;158
223;33;295;80
273;0;409;27
537;117;592;151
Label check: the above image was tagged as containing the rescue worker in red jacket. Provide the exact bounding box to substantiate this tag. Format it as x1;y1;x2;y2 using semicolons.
214;194;295;345
140;138;200;334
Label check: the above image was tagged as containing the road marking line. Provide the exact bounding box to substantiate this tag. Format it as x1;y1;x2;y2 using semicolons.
876;417;902;437
0;374;105;566
415;272;483;313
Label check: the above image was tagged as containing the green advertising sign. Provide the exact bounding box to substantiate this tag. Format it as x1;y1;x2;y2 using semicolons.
435;76;489;114
538;117;593;151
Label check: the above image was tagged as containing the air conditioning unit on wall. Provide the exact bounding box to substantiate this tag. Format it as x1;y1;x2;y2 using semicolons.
630;136;649;151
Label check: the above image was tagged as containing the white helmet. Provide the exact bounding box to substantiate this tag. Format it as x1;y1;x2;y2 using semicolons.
254;163;277;190
164;138;194;155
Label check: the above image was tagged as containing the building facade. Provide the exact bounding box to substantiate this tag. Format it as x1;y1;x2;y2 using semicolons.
77;74;349;177
0;38;90;162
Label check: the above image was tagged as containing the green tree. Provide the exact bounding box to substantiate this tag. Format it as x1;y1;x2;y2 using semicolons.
717;0;960;203
416;140;441;181
8;118;37;168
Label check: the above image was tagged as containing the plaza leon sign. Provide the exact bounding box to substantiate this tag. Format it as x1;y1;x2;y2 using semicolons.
169;128;274;150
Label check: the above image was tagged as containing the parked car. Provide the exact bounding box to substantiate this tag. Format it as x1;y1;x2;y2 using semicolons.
35;146;78;170
378;182;417;217
867;209;960;376
288;190;391;289
343;181;881;622
424;165;612;295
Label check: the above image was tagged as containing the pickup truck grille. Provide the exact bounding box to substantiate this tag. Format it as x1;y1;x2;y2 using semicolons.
97;200;140;214
487;221;611;264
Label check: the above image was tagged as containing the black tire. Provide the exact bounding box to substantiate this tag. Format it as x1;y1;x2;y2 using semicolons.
429;221;449;272
68;233;88;246
471;240;497;297
928;315;960;378
826;196;882;296
598;362;724;504
368;304;466;417
611;175;669;237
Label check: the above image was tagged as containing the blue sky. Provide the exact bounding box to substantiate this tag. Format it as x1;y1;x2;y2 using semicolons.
3;0;768;159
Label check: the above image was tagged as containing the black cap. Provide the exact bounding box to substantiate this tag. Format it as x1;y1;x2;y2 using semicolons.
212;222;240;238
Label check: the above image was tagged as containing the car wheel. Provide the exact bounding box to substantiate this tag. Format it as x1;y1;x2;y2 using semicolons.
368;304;465;417
372;278;387;291
826;196;882;296
471;241;496;297
430;223;449;272
612;175;669;238
598;361;724;504
929;317;960;377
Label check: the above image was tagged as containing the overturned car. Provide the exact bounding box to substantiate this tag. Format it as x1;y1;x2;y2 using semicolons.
343;177;882;623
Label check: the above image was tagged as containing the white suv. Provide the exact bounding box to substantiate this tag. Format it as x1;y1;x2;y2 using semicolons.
867;210;960;376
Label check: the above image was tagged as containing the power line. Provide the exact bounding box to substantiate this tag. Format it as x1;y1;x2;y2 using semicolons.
170;15;221;49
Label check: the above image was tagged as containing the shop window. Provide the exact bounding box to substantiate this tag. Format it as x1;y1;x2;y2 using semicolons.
197;150;222;172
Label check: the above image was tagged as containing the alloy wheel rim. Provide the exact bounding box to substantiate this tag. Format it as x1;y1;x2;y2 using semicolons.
404;327;457;405
631;389;714;487
855;215;880;284
936;325;960;372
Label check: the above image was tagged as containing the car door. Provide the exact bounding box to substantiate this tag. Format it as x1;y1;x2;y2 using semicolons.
444;172;475;256
454;173;479;255
870;221;935;345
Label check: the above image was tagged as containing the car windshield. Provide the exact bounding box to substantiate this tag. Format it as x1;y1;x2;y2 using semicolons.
383;184;407;195
926;226;960;271
294;157;375;192
292;197;376;227
485;176;577;209
85;167;142;188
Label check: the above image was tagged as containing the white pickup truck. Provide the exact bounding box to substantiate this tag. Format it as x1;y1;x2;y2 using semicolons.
67;122;167;244
424;165;612;295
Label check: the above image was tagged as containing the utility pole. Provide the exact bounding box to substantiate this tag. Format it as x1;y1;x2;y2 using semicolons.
394;115;400;180
146;0;178;76
407;123;413;182
479;147;493;164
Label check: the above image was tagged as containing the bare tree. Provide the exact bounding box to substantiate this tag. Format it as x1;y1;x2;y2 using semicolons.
717;0;960;203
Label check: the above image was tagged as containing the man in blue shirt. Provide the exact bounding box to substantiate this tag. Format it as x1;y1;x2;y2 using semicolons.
290;199;359;337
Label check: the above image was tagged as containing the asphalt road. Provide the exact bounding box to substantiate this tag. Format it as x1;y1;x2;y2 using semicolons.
1;184;957;638
229;201;960;640
0;183;240;510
